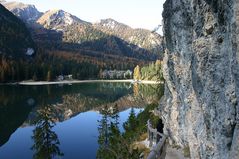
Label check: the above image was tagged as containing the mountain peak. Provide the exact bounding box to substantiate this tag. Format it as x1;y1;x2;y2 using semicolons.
2;1;34;9
97;18;128;29
101;18;118;23
37;9;86;28
2;1;42;23
47;9;65;14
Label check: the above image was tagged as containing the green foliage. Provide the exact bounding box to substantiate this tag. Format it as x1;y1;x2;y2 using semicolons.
97;105;142;159
140;60;164;81
123;108;139;141
97;103;161;159
136;103;160;132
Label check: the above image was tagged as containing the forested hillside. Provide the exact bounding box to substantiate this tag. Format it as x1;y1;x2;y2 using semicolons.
0;4;34;58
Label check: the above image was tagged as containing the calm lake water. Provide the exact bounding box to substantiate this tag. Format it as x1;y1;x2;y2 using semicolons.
0;82;163;159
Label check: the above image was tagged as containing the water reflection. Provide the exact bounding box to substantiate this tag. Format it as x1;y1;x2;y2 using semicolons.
31;104;63;159
0;85;36;147
97;104;121;159
97;105;142;159
95;84;164;159
135;83;164;103
0;82;164;158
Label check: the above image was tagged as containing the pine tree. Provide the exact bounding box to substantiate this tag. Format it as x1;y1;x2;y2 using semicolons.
123;108;139;141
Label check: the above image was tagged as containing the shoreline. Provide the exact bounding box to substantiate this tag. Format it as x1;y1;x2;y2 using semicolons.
15;79;162;86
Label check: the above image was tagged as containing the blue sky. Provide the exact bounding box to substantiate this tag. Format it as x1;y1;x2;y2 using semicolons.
6;0;165;34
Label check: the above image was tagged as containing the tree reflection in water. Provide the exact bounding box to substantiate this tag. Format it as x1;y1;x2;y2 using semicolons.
31;105;64;159
97;104;141;159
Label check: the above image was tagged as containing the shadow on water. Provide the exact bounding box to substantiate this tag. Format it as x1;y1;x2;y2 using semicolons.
0;86;36;147
0;103;34;147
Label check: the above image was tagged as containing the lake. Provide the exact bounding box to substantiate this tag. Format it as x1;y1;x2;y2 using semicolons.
0;82;163;159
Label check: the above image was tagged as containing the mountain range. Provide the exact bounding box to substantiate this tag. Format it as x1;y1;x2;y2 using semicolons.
1;1;163;59
0;1;164;82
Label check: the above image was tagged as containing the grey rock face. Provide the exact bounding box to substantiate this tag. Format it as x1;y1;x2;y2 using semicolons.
2;1;42;24
160;0;239;158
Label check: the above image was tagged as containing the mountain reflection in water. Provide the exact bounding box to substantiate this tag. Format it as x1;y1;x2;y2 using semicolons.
0;82;163;159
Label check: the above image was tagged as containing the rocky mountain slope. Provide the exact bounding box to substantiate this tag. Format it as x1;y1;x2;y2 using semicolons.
1;1;42;24
37;9;88;29
36;9;105;44
94;18;164;56
0;3;34;57
160;0;239;159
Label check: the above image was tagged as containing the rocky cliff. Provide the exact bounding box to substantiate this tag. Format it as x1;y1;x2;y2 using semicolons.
160;0;239;158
